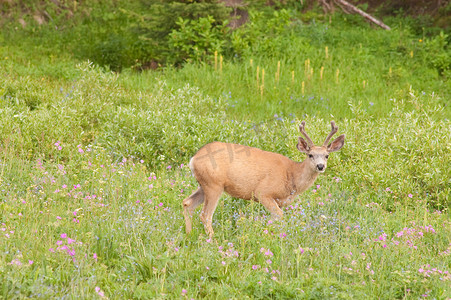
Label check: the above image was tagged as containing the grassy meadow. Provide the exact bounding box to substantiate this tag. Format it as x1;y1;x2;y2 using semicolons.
1;5;451;299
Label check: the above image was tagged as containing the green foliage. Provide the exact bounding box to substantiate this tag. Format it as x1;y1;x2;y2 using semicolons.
169;16;229;63
421;31;450;75
230;9;294;58
131;0;230;65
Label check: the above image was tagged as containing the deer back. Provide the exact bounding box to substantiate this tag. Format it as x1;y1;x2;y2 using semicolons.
190;142;300;200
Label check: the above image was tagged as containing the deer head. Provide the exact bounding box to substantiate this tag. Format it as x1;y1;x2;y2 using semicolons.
297;121;345;173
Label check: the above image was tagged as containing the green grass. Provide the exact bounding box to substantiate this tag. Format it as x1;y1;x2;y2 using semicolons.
0;8;450;299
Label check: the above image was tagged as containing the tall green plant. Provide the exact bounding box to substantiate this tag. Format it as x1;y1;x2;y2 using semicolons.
132;0;230;64
169;16;229;63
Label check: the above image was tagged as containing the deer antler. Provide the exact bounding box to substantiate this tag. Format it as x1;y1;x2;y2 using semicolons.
323;121;338;147
299;121;314;147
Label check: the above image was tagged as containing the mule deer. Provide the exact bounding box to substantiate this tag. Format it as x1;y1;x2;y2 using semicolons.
182;121;345;237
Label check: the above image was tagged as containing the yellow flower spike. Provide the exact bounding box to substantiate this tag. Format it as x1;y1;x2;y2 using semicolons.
219;55;223;73
302;81;305;96
214;51;218;71
320;66;324;81
256;66;260;88
336;69;339;84
325;46;328;59
291;70;294;84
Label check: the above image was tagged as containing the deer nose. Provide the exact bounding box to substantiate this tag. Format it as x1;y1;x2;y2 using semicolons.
317;164;325;171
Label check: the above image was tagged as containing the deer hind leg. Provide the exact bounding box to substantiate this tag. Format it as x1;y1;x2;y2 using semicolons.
258;197;284;220
199;185;223;237
182;187;205;234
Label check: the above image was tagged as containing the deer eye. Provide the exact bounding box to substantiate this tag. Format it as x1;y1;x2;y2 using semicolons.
309;154;313;158
325;155;329;159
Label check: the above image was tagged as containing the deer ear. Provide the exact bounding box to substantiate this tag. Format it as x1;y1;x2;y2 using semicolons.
297;137;310;153
328;134;345;152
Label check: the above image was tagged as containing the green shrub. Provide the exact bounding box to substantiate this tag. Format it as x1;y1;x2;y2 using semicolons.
169;16;229;64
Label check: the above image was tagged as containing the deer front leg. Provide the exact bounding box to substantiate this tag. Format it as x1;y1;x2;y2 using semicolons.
199;185;223;237
258;197;284;220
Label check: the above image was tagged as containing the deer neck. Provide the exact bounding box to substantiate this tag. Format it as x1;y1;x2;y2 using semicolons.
291;160;320;194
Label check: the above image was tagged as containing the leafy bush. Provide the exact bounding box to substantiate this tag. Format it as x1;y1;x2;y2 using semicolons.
230;9;294;58
421;31;450;75
131;0;230;65
169;16;230;64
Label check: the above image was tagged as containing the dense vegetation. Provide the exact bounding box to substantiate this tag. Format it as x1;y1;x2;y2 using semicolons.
0;0;450;298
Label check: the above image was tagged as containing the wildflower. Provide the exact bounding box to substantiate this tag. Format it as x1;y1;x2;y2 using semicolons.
29;260;34;265
93;253;98;261
252;265;259;270
167;165;172;170
56;216;62;220
61;233;67;239
95;287;105;297
67;238;75;244
56;240;63;246
10;259;22;266
181;289;187;296
408;194;413;198
266;259;272;264
221;261;226;265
